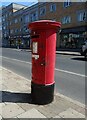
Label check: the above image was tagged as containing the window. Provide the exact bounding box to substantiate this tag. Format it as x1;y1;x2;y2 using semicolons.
62;16;71;24
50;4;56;12
40;7;46;16
20;28;22;32
30;11;38;22
2;16;5;22
24;15;29;23
63;0;72;8
6;14;8;18
52;18;56;21
0;17;2;22
77;0;86;2
10;29;13;34
15;29;18;33
3;26;6;30
7;22;8;26
9;12;12;16
23;26;29;32
20;18;22;22
10;21;12;25
15;19;18;23
77;10;87;22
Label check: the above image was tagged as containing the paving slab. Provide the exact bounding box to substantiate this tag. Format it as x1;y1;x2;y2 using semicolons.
17;103;39;111
1;103;25;118
59;108;85;118
0;103;5;115
17;108;46;118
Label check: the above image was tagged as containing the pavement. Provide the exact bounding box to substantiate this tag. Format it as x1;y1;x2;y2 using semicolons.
0;67;86;119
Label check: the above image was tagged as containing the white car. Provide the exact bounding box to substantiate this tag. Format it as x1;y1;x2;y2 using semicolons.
80;40;87;58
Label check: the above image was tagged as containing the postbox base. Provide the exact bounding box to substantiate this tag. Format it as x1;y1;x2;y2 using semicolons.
31;82;55;105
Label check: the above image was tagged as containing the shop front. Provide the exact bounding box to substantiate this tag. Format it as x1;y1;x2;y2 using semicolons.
60;26;87;49
9;35;30;49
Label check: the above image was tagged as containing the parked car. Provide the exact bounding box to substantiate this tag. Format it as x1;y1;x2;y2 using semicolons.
80;40;87;58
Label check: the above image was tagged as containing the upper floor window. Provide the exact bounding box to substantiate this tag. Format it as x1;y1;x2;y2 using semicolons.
63;0;72;8
14;19;18;23
20;18;22;22
40;6;46;16
23;26;29;33
15;29;19;33
77;10;87;22
0;17;2;22
30;11;38;22
24;15;29;23
3;26;6;30
10;29;13;34
20;28;22;32
62;16;71;24
52;18;56;21
9;12;12;16
50;4;56;12
2;16;5;22
77;0;86;2
6;13;8;18
10;21;12;25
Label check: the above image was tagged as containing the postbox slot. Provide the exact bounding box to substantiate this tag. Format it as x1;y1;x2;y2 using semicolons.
31;35;39;39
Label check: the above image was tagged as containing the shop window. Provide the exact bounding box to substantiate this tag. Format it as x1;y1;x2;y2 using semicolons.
62;16;71;24
77;10;87;22
63;0;72;8
60;33;85;49
40;6;46;16
50;4;56;12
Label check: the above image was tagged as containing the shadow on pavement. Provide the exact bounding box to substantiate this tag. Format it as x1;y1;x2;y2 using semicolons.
71;57;87;61
0;91;32;104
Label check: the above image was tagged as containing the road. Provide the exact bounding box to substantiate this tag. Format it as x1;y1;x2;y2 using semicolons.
1;48;86;104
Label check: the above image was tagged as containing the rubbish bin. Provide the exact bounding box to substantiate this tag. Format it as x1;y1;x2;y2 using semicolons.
28;20;61;104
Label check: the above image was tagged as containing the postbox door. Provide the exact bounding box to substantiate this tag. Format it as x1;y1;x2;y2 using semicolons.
32;31;46;85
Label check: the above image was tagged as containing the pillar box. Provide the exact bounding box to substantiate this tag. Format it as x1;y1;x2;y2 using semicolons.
28;20;61;105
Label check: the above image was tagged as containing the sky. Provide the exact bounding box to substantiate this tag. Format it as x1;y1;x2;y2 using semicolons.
0;1;38;7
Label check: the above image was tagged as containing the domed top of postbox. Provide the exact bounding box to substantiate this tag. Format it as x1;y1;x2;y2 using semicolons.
28;20;61;31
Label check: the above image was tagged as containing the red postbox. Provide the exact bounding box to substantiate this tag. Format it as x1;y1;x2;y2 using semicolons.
29;20;61;104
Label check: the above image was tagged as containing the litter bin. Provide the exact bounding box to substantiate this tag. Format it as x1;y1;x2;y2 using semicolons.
28;20;61;104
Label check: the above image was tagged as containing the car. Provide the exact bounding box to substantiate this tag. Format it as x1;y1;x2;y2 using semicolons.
80;40;87;58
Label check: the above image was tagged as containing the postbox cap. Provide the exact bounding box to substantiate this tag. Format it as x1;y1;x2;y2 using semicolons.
28;20;61;31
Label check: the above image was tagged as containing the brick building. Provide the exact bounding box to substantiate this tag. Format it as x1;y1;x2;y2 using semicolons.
2;2;87;49
39;2;87;49
2;3;27;47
